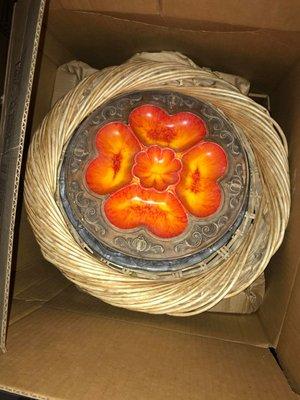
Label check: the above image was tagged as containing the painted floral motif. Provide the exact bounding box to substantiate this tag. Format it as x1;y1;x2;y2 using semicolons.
85;105;228;238
85;122;141;195
104;185;188;238
133;145;181;191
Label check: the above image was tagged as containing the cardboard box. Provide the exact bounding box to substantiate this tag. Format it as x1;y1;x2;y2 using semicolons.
0;0;299;398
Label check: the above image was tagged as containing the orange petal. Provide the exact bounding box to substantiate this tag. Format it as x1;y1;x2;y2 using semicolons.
176;142;227;217
104;185;188;238
129;105;206;151
86;123;141;195
176;179;222;218
182;142;228;179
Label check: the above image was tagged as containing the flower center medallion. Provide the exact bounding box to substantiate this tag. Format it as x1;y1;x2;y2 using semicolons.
133;146;182;191
58;91;249;275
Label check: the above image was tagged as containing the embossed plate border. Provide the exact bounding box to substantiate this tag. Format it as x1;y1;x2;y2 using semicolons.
57;90;250;273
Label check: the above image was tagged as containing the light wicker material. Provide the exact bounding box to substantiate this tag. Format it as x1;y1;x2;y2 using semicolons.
24;55;290;316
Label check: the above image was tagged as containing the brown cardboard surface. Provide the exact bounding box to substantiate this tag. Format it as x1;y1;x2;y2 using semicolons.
57;0;160;15
48;12;262;33
49;0;64;10
8;299;43;325
49;0;247;32
270;63;300;393
30;54;57;131
14;208;44;273
258;62;300;347
161;0;300;31
277;262;300;393
0;32;9;100
43;30;75;67
14;268;70;302
31;33;75;132
46;9;300;91
0;307;296;400
12;214;71;302
12;207;69;297
49;0;300;32
45;285;269;347
13;263;54;296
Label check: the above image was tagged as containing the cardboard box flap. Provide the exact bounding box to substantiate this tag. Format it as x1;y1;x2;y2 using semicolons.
258;62;300;346
253;62;300;392
49;0;300;32
0;0;45;352
51;0;160;16
277;262;300;393
46;9;300;91
267;61;300;392
161;0;300;32
0;306;297;400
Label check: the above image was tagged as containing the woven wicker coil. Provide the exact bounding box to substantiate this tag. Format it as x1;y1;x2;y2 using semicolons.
25;53;290;316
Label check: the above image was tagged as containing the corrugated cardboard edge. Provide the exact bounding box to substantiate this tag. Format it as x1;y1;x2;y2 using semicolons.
0;0;45;353
0;386;51;400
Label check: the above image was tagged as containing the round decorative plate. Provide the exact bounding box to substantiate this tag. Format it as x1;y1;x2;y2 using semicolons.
58;90;249;273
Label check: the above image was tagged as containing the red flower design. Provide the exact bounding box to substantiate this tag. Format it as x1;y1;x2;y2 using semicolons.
86;105;228;238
